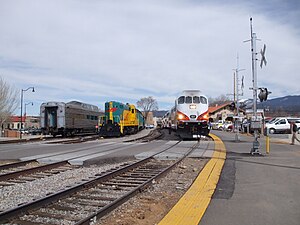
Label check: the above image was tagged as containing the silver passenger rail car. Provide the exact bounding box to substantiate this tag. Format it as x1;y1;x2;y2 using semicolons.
40;101;100;137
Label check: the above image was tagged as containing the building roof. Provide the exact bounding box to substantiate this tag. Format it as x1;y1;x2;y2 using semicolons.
10;116;26;122
208;102;231;114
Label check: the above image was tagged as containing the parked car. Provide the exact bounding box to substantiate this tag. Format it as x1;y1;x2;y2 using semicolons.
212;120;225;130
224;122;233;131
265;117;300;134
19;129;29;134
28;128;42;135
265;117;284;125
145;124;154;129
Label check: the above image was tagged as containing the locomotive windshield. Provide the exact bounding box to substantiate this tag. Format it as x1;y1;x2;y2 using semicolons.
178;96;185;104
186;96;192;103
178;96;207;104
200;96;207;104
193;96;200;103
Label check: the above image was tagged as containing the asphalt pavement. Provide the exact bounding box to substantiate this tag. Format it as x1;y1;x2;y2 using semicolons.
200;130;300;225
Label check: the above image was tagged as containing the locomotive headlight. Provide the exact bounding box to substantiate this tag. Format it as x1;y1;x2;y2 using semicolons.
197;111;209;121
189;104;196;109
178;114;185;120
177;111;189;121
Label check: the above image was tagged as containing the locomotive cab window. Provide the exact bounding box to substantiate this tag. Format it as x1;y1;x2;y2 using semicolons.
193;96;200;103
178;96;185;104
200;96;207;104
185;96;192;104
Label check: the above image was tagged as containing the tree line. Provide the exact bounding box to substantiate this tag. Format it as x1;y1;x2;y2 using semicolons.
0;76;19;136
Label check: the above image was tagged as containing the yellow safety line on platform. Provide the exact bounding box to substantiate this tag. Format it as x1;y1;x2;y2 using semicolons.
158;134;226;225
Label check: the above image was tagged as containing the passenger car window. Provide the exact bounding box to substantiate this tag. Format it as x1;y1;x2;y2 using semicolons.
200;96;207;104
193;96;200;103
277;119;286;124
185;96;192;103
178;96;185;104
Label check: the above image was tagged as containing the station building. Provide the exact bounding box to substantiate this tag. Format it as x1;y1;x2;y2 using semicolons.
208;102;236;122
1;115;40;137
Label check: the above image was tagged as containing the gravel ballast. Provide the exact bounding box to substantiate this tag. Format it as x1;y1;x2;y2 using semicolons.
0;163;125;212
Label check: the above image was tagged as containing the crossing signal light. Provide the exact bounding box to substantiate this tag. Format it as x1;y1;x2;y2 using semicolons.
258;88;271;102
229;102;236;110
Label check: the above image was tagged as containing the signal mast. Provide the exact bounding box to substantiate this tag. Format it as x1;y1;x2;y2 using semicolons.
244;17;268;155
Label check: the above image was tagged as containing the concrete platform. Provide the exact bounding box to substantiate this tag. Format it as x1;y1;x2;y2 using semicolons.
200;131;300;225
158;130;300;225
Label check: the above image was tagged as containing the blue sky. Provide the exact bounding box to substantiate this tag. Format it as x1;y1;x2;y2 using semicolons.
0;0;299;115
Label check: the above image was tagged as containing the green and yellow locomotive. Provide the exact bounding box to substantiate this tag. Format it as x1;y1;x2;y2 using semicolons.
99;101;144;137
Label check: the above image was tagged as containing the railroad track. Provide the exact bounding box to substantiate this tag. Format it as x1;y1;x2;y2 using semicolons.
140;129;163;142
0;133;99;145
124;128;163;143
0;160;37;172
47;135;100;144
0;136;56;144
0;140;201;225
0;160;75;187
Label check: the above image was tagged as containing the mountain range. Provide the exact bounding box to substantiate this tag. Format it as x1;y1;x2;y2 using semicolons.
257;95;300;116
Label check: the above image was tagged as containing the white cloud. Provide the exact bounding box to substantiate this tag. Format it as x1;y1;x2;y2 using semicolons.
0;0;299;114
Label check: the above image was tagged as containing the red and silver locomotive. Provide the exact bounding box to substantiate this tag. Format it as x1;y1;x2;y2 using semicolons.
169;90;209;139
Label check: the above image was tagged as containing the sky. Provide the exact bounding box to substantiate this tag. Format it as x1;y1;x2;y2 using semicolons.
0;0;299;115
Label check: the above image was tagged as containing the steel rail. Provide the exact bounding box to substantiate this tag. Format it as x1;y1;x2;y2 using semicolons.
0;159;37;171
0;136;56;144
0;133;98;145
0;161;70;182
47;134;100;144
123;128;163;142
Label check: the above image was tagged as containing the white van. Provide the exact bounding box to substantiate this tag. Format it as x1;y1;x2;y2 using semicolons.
266;117;300;134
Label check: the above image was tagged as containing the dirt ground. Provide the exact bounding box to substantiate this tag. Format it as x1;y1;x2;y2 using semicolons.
97;157;209;225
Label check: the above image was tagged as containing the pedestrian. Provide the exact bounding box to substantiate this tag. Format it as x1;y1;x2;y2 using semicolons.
290;122;300;145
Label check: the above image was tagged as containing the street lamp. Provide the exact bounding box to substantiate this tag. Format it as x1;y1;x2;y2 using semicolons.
20;87;35;139
24;102;34;116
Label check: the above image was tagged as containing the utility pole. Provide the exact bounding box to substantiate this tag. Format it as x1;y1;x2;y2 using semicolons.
245;17;261;155
233;72;236;105
233;55;245;142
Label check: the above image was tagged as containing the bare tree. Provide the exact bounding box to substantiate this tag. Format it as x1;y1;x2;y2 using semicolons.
136;96;158;122
0;76;19;136
208;94;231;106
